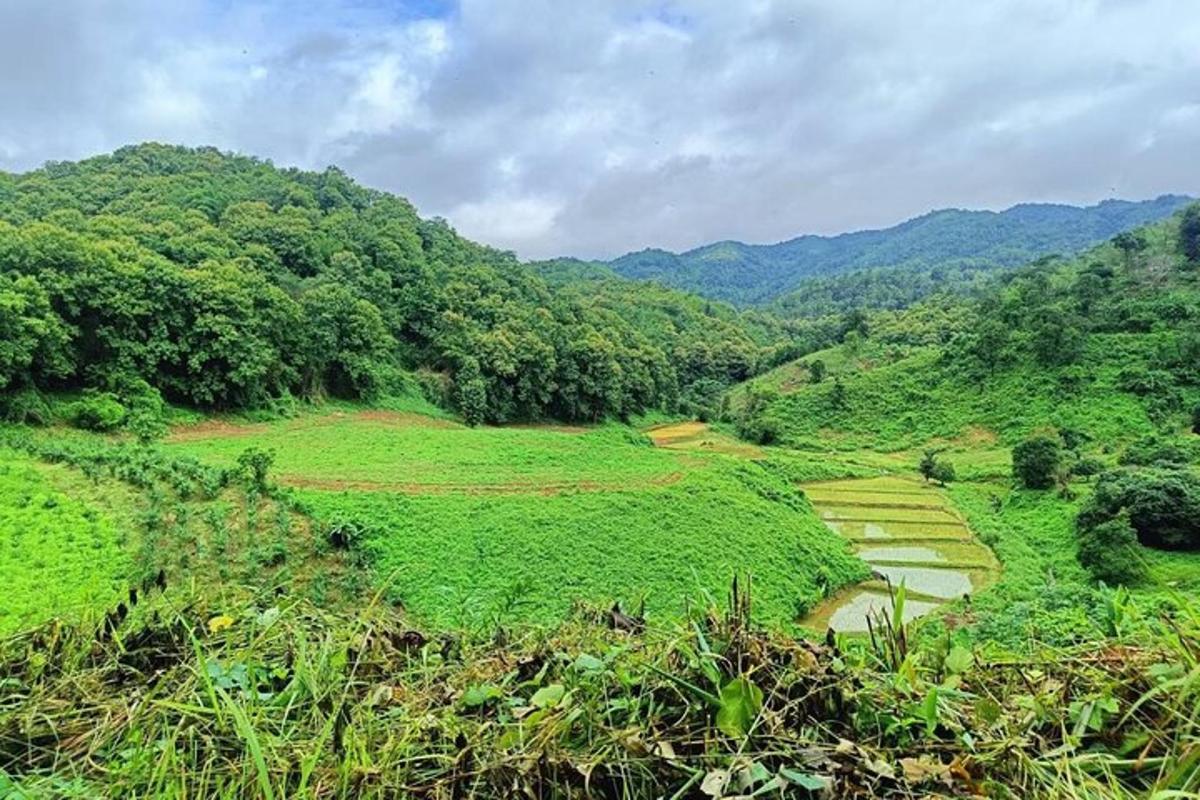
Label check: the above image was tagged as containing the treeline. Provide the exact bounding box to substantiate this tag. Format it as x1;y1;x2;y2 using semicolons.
0;144;791;425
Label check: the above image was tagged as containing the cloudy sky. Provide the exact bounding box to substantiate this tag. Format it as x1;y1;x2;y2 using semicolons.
1;1;1198;259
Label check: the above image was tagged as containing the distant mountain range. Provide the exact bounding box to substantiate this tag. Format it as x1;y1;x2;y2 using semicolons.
605;195;1195;308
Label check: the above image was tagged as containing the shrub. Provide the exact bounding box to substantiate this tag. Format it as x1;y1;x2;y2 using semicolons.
1076;513;1145;584
236;447;275;493
1069;455;1106;478
0;388;52;426
1077;468;1200;551
930;461;956;486
1012;435;1061;489
1118;436;1195;467
68;391;127;432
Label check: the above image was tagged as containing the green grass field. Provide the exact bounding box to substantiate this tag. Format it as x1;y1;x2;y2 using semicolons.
0;448;134;634
161;411;869;627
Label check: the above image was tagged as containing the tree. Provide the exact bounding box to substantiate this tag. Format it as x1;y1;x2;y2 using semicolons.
1112;230;1147;268
1076;513;1145;584
1077;467;1200;551
830;377;847;410
1012;434;1062;489
1181;204;1200;263
1192;404;1200;435
930;460;956;486
455;358;489;427
918;450;939;482
808;359;826;384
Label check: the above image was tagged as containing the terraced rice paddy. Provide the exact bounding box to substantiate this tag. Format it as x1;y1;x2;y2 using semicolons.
800;475;1000;633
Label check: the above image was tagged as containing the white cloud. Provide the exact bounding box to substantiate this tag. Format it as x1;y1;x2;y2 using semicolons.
0;0;1198;259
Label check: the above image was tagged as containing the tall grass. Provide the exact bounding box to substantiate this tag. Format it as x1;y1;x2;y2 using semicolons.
1;580;1195;798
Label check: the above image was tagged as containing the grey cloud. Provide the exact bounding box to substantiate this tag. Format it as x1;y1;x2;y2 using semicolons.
1;0;1198;259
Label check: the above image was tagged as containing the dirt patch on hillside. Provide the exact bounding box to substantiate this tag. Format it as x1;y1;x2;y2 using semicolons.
166;419;269;442
646;421;709;445
279;471;683;496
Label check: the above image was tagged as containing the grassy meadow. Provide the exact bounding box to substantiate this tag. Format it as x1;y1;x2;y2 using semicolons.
0;448;133;634
158;409;868;627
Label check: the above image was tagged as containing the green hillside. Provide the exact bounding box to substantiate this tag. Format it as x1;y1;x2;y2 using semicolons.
733;210;1200;451
0;144;793;427
609;195;1193;309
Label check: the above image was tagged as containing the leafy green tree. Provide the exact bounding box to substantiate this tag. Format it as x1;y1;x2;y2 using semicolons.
455;358;489;427
930;460;956;486
1076;513;1145;584
1012;435;1062;489
1112;230;1147;268
1181;204;1200;263
808;359;826;384
1077;468;1200;551
918;450;938;482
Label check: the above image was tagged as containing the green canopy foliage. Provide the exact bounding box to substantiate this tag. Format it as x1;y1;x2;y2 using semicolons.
0;144;790;422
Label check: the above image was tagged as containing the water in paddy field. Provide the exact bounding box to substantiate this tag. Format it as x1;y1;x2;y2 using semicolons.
800;476;999;633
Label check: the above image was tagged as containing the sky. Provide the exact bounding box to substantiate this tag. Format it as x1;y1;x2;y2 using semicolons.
0;1;1198;260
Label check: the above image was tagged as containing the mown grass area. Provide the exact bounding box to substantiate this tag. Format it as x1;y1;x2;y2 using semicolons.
0;447;134;634
165;412;681;489
159;411;869;628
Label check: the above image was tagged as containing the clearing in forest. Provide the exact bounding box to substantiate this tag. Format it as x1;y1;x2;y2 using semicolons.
800;475;1000;633
164;412;866;627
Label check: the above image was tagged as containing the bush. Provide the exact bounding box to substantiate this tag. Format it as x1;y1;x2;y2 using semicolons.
1069;455;1106;478
0;388;52;426
1077;468;1200;551
236;447;275;493
930;461;956;486
1076;513;1145;584
1118;436;1196;467
68;391;127;432
1012;434;1061;489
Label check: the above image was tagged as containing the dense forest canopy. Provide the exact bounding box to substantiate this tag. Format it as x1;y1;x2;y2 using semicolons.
0;144;795;424
607;196;1194;311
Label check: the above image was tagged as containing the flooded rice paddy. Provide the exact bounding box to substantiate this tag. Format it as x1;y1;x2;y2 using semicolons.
801;475;1000;633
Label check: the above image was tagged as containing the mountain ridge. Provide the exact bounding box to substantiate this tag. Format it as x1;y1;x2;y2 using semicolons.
605;194;1195;308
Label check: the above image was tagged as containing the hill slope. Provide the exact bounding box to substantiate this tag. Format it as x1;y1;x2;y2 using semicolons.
0;144;793;426
608;195;1194;308
730;207;1200;451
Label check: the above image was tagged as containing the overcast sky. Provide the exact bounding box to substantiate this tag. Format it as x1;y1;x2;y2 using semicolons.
1;1;1198;259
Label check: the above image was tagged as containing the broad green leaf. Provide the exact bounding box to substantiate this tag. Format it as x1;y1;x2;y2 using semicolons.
530;683;566;709
715;675;763;738
461;684;503;708
944;645;973;674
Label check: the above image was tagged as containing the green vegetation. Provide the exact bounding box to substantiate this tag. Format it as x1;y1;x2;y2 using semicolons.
1012;434;1063;489
733;209;1200;452
163;410;866;626
607;195;1192;308
0;144;795;428
1;146;1199;798
0;448;132;633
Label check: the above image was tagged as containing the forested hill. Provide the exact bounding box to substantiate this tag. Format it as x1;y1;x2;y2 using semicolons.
0;143;793;426
608;195;1194;308
729;204;1200;451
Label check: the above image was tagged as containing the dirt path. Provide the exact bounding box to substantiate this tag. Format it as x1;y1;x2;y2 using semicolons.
800;475;1000;633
